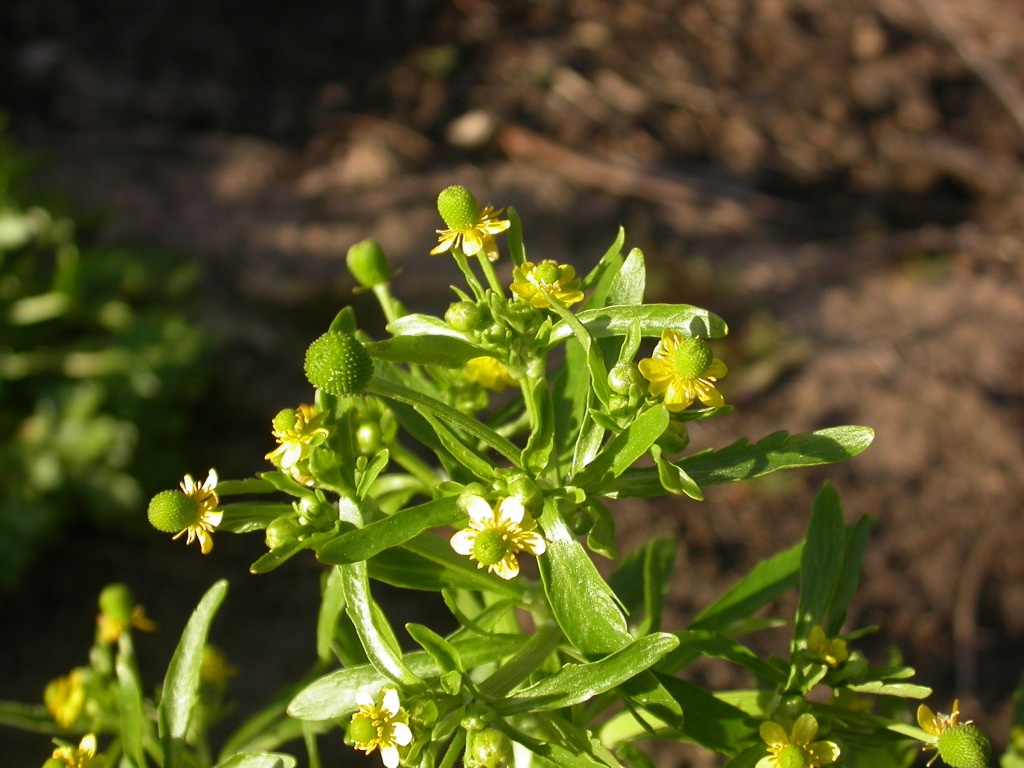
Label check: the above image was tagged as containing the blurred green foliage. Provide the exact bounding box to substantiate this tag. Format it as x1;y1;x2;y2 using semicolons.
0;120;209;587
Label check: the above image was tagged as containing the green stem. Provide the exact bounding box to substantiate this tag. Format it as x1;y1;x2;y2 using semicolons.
438;729;467;768
476;251;505;295
372;283;404;325
389;441;442;490
452;249;486;301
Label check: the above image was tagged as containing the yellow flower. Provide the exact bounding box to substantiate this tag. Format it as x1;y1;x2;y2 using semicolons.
175;470;222;554
50;733;105;768
200;645;238;691
757;714;840;768
463;356;517;392
638;329;727;412
265;404;330;481
450;496;546;580
431;204;510;262
918;699;991;768
807;625;848;668
44;669;86;728
349;688;413;768
509;260;584;308
96;583;157;644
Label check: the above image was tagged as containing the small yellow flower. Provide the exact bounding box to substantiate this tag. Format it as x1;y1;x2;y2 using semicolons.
96;583;156;644
175;470;222;554
638;329;727;412
50;733;105;768
200;645;238;691
807;625;848;668
509;260;584;308
463;356;517;392
265;404;330;482
349;688;413;768
450;496;546;580
431;201;510;262
918;699;991;768
757;714;840;768
44;669;86;728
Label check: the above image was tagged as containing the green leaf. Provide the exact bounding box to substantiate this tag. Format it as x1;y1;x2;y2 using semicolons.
406;623;463;674
609;538;676;634
476;626;562;699
356;449;390;500
387;313;472;339
116;635;147;768
497;718;623;768
547;303;728;348
415;409;496;482
538;500;630;657
719;744;770;768
795;483;847;647
341;562;420;687
159;580;229;768
498;633;679;714
216;478;277;496
0;702;60;734
522;374;555;474
316;567;347;661
607;248;646;306
570;392;606;477
400;533;526;598
316;496;462;565
365;335;486;368
250;529;337;574
288;635;528;720
650;443;704;500
673;630;787;686
544;290;613;408
572;404;668;485
581;227;626;297
214;753;296;768
507;206;526;266
328;306;357;334
846;681;932;698
827;514;874;636
598;426;875;498
653;674;756;754
218;503;294;533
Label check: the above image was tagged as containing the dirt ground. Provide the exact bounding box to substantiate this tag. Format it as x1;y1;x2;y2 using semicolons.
3;1;1024;766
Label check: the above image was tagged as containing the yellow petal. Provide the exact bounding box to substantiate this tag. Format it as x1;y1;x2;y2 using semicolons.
790;713;819;746
695;383;725;407
760;721;789;747
462;229;484;256
918;705;941;738
808;740;840;766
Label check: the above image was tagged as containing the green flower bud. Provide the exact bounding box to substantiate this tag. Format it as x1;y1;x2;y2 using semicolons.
346;239;392;287
457;484;488;514
445;301;486;332
304;331;373;396
356;421;383;455
507;474;542;513
265;515;302;549
466;728;513;768
437;185;479;230
98;583;135;625
937;724;991;768
148;489;199;533
608;363;642;395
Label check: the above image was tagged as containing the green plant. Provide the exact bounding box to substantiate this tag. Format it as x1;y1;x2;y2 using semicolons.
1;187;999;768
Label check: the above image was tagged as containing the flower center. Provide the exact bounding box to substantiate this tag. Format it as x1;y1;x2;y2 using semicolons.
273;408;299;434
533;261;562;285
148;490;201;532
437;185;479;230
671;337;713;379
473;527;510;566
779;744;810;768
349;714;378;745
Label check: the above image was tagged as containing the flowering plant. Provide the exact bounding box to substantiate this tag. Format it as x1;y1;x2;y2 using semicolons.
2;186;1001;768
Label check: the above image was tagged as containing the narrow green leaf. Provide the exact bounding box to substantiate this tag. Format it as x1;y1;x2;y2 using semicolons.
214;753;296;768
0;702;60;734
846;681;932;698
356;449;390;500
607;248;646;307
507;206;526;266
328;306;357;334
116;635;147;768
719;744;770;768
581;227;626;296
653;674;756;754
497;718;623;768
673;631;787;686
609;538;676;632
522;374;555;474
216;478;277;496
795;483;846;646
218;503;294;534
288;635;528;720
572;405;668;485
827;514;874;636
366;335;486;368
544;291;613;408
406;623;462;674
415;409;496;482
159;580;229;768
538;500;630;657
316;497;462;565
316;567;346;661
650;443;704;500
570;392;606;477
598;426;875;498
477;626;562;699
547;303;728;348
387;314;471;340
498;633;679;714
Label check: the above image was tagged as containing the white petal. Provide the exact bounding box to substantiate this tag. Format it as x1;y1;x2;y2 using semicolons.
392;722;413;747
355;691;374;708
519;531;546;556
381;688;401;716
464;495;494;523
450;529;477;556
380;745;400;768
497;496;525;525
204;468;219;490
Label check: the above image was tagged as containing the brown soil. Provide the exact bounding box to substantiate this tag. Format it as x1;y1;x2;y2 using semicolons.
3;1;1024;766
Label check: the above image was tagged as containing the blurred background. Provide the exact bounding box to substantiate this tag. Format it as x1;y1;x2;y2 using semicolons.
2;0;1023;765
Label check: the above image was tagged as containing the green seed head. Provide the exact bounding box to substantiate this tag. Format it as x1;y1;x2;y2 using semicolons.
304;331;373;396
937;724;991;768
437;185;479;230
473;527;509;566
445;301;486;332
346;239;392;287
778;744;810;768
348;713;378;745
672;336;714;379
148;489;199;533
533;260;562;285
273;408;298;434
98;583;136;624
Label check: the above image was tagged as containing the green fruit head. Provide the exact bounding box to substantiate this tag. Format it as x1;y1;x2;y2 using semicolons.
437;185;479;230
778;745;810;768
304;331;373;396
937;724;991;768
346;239;392;287
98;583;135;623
148;489;199;532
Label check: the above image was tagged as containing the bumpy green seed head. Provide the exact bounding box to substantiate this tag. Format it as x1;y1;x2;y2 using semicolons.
273;408;298;433
473;527;509;566
348;713;377;745
671;336;714;379
533;260;562;285
346;239;392;287
437;185;479;230
148;489;199;532
937;724;991;768
778;745;810;768
304;331;373;396
99;583;136;624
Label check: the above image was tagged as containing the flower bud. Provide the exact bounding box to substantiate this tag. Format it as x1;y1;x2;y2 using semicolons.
466;728;513;768
346;239;392;287
437;185;479;230
98;583;135;625
272;408;298;433
607;362;642;395
148;489;199;533
445;301;486;332
356;421;383;455
265;515;302;549
457;484;488;514
507;474;543;513
304;331;373;396
937;724;991;768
